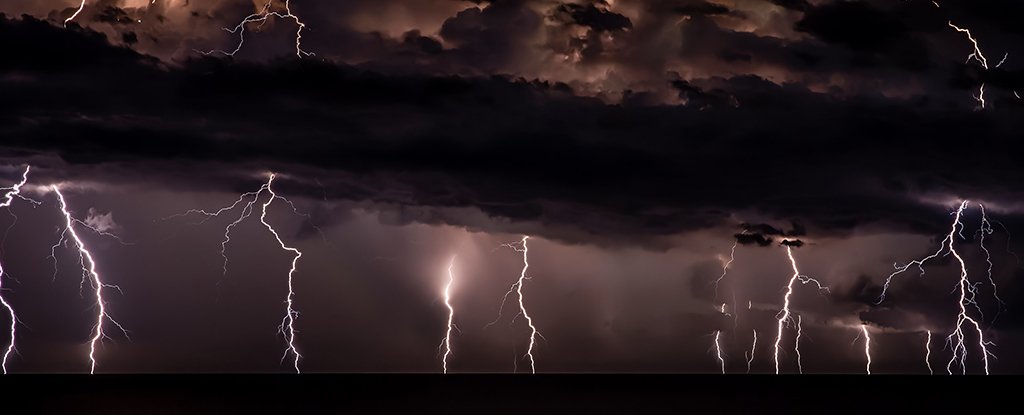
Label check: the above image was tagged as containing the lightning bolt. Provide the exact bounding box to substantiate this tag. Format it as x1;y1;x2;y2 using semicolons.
794;315;803;374
166;173;307;372
977;204;1005;310
773;246;828;374
745;329;757;373
64;0;87;27
925;330;934;375
713;240;739;298
490;236;541;373
713;330;725;374
947;21;1006;109
52;186;128;374
861;324;872;375
201;0;313;58
0;166;31;374
258;174;303;373
877;201;994;374
439;255;457;374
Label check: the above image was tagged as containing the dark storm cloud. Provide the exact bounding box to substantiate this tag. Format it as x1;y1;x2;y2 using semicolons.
667;2;733;17
553;2;631;33
734;233;772;247
438;0;542;72
1;15;1024;247
764;0;810;12
793;1;933;71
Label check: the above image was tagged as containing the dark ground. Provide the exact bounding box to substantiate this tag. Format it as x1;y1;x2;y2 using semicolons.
0;374;1013;413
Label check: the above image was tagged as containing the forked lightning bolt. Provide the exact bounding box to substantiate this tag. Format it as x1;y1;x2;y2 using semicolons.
53;186;129;374
878;201;994;374
0;166;31;374
440;255;457;373
773;246;828;374
167;173;306;372
259;174;303;373
491;236;541;373
201;0;313;58
947;21;1006;109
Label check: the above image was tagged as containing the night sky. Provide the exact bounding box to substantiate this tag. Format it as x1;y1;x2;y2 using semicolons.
1;0;1023;375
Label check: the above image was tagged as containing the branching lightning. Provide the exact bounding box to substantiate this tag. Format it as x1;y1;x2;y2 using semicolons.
878;201;994;374
201;0;313;58
259;174;304;373
166;173;308;372
491;236;541;373
947;21;1006;109
0;166;30;374
440;255;457;374
773;246;828;374
52;186;129;374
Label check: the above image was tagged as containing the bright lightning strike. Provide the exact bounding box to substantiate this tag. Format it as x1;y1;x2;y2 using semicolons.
53;186;128;374
259;174;303;373
0;166;30;374
493;236;541;373
166;173;309;372
861;325;872;375
947;21;1006;109
64;0;87;27
201;0;313;58
713;330;725;374
925;330;934;375
878;201;994;374
440;255;457;374
773;246;828;374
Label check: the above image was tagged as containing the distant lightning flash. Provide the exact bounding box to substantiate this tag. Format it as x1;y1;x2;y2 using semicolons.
202;0;313;58
713;240;739;298
0;166;30;374
492;236;541;373
745;330;757;373
53;186;128;374
440;255;457;374
878;201;994;374
977;205;1005;309
861;325;872;375
713;331;725;374
773;246;828;374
